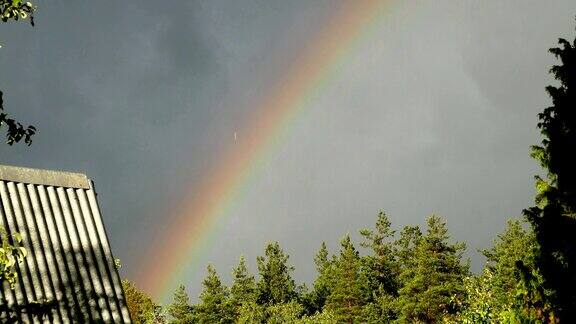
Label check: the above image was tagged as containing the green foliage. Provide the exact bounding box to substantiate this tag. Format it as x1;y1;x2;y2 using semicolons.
236;301;265;324
360;295;396;323
324;235;366;323
453;219;556;323
523;20;576;320
0;226;26;289
359;211;400;299
482;220;539;313
306;242;332;314
396;215;468;323
162;213;551;323
456;270;501;323
265;301;303;324
195;264;234;323
230;255;257;317
257;242;296;305
1;0;35;24
296;309;337;324
395;225;422;272
167;284;194;324
122;280;163;324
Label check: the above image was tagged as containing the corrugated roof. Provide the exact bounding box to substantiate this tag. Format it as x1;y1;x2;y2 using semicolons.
0;164;132;323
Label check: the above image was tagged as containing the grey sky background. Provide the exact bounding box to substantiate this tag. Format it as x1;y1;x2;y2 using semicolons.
1;0;575;301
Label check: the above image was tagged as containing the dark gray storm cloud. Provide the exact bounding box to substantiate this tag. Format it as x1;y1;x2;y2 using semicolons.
1;0;575;300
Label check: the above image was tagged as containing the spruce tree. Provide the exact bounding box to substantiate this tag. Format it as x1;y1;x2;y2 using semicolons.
230;255;257;317
523;21;576;320
195;264;234;323
167;285;194;324
256;242;296;305
396;215;468;322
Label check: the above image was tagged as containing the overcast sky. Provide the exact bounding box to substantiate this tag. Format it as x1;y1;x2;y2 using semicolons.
1;0;575;301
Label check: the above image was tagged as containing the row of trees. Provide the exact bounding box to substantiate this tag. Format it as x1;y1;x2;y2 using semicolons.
124;213;543;323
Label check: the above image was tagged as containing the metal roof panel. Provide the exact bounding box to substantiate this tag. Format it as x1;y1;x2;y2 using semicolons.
0;165;131;323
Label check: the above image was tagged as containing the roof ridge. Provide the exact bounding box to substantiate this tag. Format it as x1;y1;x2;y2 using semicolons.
0;164;91;189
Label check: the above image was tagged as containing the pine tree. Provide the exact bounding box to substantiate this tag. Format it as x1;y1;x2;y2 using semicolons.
359;211;400;297
396;215;468;322
167;285;194;324
523;21;576;320
325;235;365;323
395;225;422;273
256;242;296;305
229;255;257;317
195;264;234;323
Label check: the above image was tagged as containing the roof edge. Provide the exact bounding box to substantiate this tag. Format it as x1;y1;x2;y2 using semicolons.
0;164;91;189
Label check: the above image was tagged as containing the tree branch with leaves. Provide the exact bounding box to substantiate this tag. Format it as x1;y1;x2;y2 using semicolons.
1;0;36;146
0;226;27;289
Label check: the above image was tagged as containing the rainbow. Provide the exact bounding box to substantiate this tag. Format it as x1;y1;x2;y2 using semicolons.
137;0;395;301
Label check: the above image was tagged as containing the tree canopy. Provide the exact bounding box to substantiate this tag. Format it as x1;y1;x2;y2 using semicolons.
140;213;542;323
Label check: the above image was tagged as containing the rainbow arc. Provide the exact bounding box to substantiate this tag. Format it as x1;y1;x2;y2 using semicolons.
137;0;395;301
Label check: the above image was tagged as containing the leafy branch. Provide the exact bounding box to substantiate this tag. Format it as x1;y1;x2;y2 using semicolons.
0;226;27;289
0;0;37;145
1;0;35;25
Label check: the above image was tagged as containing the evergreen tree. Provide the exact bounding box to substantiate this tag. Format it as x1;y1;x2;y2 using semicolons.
395;225;422;273
257;242;296;305
314;242;330;272
458;219;546;322
482;219;539;313
396;215;468;322
167;285;194;324
195;264;234;323
325;235;365;323
307;242;333;314
359;211;400;297
229;255;257;317
523;20;576;320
